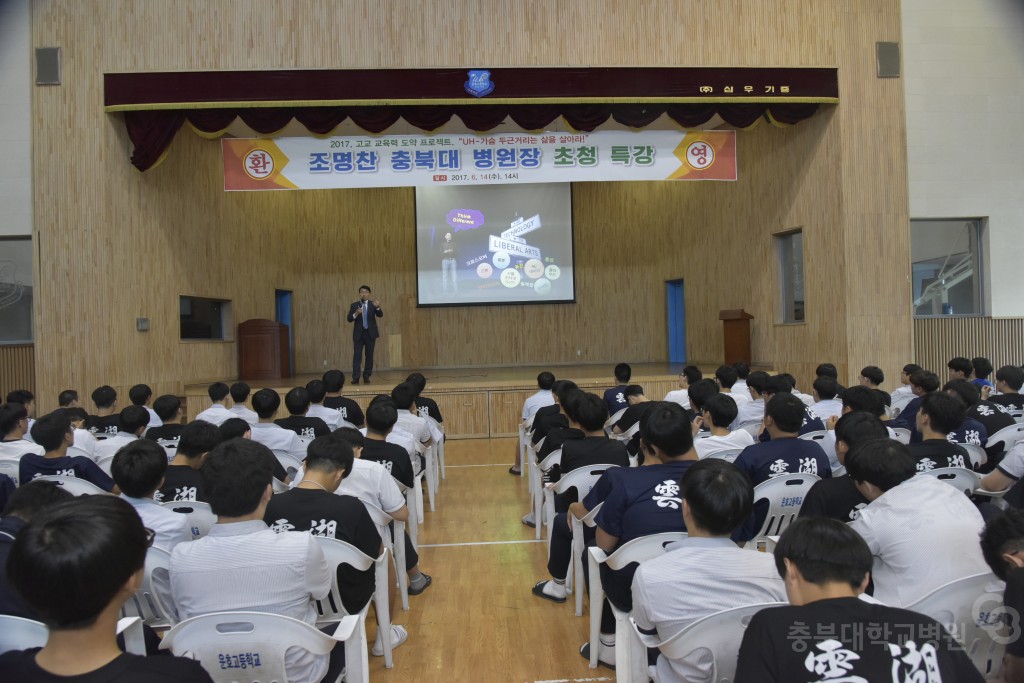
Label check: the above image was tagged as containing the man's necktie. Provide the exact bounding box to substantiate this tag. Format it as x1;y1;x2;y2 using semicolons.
362;302;368;329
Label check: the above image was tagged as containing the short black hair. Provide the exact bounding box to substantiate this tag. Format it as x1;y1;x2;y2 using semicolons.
366;398;399;432
2;480;73;520
813;376;839;401
8;496;148;629
834;412;889;451
714;365;738;389
980;509;1024;581
702;393;739;428
680;459;753;535
390;382;417;410
773;517;872;589
207;382;229;402
405;372;427;395
322;370;345;392
623;385;645;399
565;392;608;432
305;432;355;479
64;407;88;423
681;366;703;384
902;363;923;376
6;389;34;406
910;370;940;393
537;371;556;391
201;438;275;517
947;356;973;376
732;362;750;379
639;402;693;458
218;417;252;441
359;285;371;293
152;394;181;421
230;382;251;404
335;427;365;450
305;379;328;403
614;363;632;383
778;373;799;391
284;387;311;416
251;388;281;419
0;403;27;437
845;438;915;491
177;420;222;459
860;366;884;386
973;356;994;380
746;371;770;396
30;411;71;451
119;405;150;434
687;379;719;413
765;392;805;433
997;365;1024;392
943;378;981;409
815;363;839;379
57;389;79;407
921;390;968;433
552;380;579;405
111;439;168;498
840;386;885;417
91;385;117;409
765;375;793;396
128;384;152;406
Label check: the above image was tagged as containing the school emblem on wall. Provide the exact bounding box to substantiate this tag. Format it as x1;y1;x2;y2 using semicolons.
465;70;495;98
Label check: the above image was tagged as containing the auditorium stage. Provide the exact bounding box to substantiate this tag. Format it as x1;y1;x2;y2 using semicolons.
183;362;760;439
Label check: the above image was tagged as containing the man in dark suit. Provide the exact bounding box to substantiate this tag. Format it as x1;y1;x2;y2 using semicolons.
347;285;383;385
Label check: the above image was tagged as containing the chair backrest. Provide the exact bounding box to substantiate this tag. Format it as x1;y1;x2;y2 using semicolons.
162;501;217;539
605;407;627;431
554;464;619;501
954;443;988;469
798;430;827;442
0;457;20;486
890;427;912;445
312;536;379;623
603;532;689;571
156;438;178;462
905;572;1006;678
539;448;563;472
618;421;641;441
272;451;304;481
986;423;1024;453
0;614;48;653
632;602;787;682
751;473;819;540
735;421;762;438
704;448;743;463
33;474;110;496
160;611;357;683
918;467;979;496
66;445;94;460
95;454;116;476
121;546;174;628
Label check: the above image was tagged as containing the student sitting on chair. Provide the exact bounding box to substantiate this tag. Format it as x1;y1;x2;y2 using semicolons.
158;420;221;503
305;379;344;431
275;387;331;440
112;439;191;552
603;362;632;415
907;391;973;472
980;508;1024;683
664;366;701;410
713;364;750;408
991;365;1024;411
248;388;307;481
143;395;186;447
194;382;233;426
93;406;149;461
691;393;755;460
128;384;161;430
21;411;117;493
86;385;121;436
321;369;364;427
0;402;43;459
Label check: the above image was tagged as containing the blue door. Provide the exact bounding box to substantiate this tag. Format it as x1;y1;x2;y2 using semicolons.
666;279;686;364
274;289;294;375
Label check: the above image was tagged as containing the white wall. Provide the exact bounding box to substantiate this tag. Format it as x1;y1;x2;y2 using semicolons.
902;0;1024;317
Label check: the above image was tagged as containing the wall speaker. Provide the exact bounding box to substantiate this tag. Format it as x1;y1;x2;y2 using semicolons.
876;42;901;78
35;47;61;85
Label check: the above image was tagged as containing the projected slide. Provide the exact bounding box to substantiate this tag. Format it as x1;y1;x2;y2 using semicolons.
415;183;575;307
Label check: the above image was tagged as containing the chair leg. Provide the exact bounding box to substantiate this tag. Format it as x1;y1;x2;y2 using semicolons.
373;559;393;669
588;553;603;668
571;523;584;617
438;437;446;481
343;610;370;683
393;528;410;611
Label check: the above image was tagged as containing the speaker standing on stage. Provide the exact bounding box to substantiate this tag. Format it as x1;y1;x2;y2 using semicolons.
347;285;383;385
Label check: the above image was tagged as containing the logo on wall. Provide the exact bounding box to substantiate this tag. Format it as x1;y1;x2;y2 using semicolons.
684;141;715;170
243;149;275;179
465;70;495;98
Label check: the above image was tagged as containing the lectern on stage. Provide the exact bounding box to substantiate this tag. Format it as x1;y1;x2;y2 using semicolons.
238;319;291;381
719;309;753;366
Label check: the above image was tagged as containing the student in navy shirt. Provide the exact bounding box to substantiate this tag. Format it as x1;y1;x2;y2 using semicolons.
602;362;632;416
909;391;972;472
888;369;940;437
756;375;825;441
530;380;577;447
945;378;1013;460
22;412;117;492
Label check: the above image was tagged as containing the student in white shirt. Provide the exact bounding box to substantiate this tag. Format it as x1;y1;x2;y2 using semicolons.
64;406;99;460
228;382;259;426
732;371;770;430
111;439;190;551
692;393;754;460
810;376;843;421
248;389;307;477
57;389;81;408
305;379;345;430
5;390;36;442
664;366;701;410
818;385;891;475
0;402;44;459
847;438;989;606
891;363;922;405
194;382;234;426
714;364;751;408
128;384;162;430
523;371;557;421
391;382;434;448
93;406;149;461
732;362;750;398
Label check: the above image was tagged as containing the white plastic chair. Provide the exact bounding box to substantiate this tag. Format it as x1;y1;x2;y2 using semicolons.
735;421;762;438
95;454;115;477
526;436;547;539
271;477;289;493
362;503;409;611
33;474;111;496
629;603;786;683
426;416;445;481
121;545;175;629
905;572;1006;679
272;450;304;482
545;464;619;549
156;438;179;462
423;442;437;513
569;501;604;617
0;457;20;486
747;473;819;550
531;447;563;540
313;537;392;677
704;447;744;463
954;442;988;469
890;427;912;445
986;423;1024;454
0;615;146;655
160;611;359;683
604;408;627;436
587;532;688;679
392;477;419;549
798;430;827;442
919;467;980;496
613;422;640;444
162;501;216;540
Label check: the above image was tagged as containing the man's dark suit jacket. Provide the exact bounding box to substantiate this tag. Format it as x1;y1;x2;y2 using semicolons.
347;300;383;339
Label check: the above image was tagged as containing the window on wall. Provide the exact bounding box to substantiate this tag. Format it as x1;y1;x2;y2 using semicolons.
0;237;33;343
911;219;985;317
180;296;233;341
776;229;805;323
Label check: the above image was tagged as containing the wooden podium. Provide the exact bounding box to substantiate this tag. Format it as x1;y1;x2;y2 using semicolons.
238;319;291;381
719;309;754;365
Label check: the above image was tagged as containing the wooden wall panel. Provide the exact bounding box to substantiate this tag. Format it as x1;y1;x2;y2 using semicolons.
915;318;1024;378
0;345;34;395
31;0;910;415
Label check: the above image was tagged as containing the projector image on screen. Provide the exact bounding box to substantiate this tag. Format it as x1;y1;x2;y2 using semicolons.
415;183;575;307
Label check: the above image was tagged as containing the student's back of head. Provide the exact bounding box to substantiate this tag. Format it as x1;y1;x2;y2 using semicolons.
537;371;556;391
305;379;328;404
152;395;182;422
390;382;417;411
366;398;399;433
681;366;703;384
218;417;251;441
834;412;889;452
128;384;152;407
230;382;251;404
859;366;884;386
111;440;167;498
702;393;739;428
942;378;980;409
773;517;872;595
910;370;940;393
844;438;915;492
201;438;276;517
614;363;631;384
680;459;753;535
765;393;805;433
322;370;345;393
57;389;79;407
552;380;579;405
947;356;973;378
0;403;27;438
812;376;839;401
997;365;1024;392
306;431;355;478
765;375;793;397
714;365;738;389
207;382;229;403
118;405;150;434
640;402;693;457
251;388;281;419
177;420;222;459
687;378;719;413
815;363;839;380
566;392;608;432
972;357;994;380
284;387;311;416
840;386;885;417
623;385;645;401
335;426;365;451
920;390;967;434
981;509;1024;581
747;371;770;396
91;385;117;409
30;411;71;451
405;372;428;395
2;479;73;520
732;362;750;380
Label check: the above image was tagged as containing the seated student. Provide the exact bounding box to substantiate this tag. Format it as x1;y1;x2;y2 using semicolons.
321;369;364;427
691;393;754;460
57;389;80;408
809;376;843;420
948;355;973;381
817;385;888;475
305;379;344;431
632;459;787;683
169;439;341;683
603;362;632;416
612;385;656;458
991;364;1024;411
530;380;577;447
22;412;117;492
731;370;770;429
0;403;44;459
908;391;973;471
735;517;984;682
93;405;149;461
406;372;444;424
128;383;161;429
158;420;220;503
859;364;892;407
228;382;259;426
264;431;407;656
891;362;923;404
536;382;586;460
888;369;940;436
0;473;13;511
714;364;750;407
0;480;74;619
776;373;815;408
64;406;98;460
194;382;233;426
732;362;750;398
111;440;190;552
847;438;989;606
364;396;420;471
361;399;415;489
815;362;846;393
980;509;1024;683
218;416;251;441
249;388;307;474
276;387;331;439
663;365;701;410
86;385;121;436
760;375;826;439
972;356;995;391
686;378;719;424
142;394;185;448
799;412;889;522
0;496;213;683
945;378;1012;459
6;390;36;439
511;371;556;475
391;382;436;449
